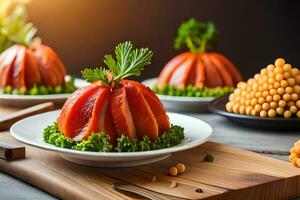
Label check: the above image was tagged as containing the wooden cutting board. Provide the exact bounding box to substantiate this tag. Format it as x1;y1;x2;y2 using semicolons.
1;107;300;200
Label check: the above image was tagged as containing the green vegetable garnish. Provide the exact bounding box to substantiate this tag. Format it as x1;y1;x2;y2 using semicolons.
152;85;233;97
81;41;153;87
203;154;214;162
43;123;185;152
1;76;77;95
174;18;217;53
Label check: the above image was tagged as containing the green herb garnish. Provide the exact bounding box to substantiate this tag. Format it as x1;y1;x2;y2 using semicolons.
203;154;214;162
81;41;153;87
174;18;217;53
43;123;184;152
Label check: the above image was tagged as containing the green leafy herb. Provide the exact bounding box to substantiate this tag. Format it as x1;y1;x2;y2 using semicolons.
203;154;214;162
73;133;112;152
43;123;185;152
81;41;153;86
81;68;110;85
0;0;38;53
174;18;217;53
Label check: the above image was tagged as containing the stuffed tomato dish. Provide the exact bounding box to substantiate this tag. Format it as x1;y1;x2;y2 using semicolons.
43;41;185;152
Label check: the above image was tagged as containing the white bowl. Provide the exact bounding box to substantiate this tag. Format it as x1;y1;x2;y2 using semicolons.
0;76;88;107
10;110;212;167
142;78;215;112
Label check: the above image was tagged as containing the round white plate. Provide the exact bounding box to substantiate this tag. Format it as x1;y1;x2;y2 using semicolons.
10;110;212;167
142;78;215;112
0;76;88;107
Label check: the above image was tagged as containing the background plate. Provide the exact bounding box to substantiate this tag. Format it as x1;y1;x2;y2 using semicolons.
209;95;300;131
0;76;88;107
10;110;212;167
142;78;215;112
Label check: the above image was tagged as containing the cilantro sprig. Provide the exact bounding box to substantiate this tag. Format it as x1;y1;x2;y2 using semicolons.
81;41;153;87
174;18;217;53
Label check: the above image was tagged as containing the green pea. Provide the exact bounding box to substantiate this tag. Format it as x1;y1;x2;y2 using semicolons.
3;86;13;94
54;85;63;94
38;85;48;95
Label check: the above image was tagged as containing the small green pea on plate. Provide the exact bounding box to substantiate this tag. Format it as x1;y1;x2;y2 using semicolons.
0;76;88;107
142;78;233;112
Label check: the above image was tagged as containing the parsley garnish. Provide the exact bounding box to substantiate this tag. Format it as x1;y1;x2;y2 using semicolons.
81;41;153;87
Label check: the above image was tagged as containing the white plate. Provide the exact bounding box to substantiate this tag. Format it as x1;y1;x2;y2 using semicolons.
0;76;88;107
142;78;215;112
10;110;212;167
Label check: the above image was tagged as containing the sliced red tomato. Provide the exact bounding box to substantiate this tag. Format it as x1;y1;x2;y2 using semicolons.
123;80;170;135
111;87;137;139
0;45;18;88
12;45;26;90
124;82;159;141
58;83;101;139
81;86;117;144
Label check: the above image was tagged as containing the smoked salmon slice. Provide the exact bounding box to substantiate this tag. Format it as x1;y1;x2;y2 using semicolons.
32;44;66;87
58;84;101;139
24;49;42;88
81;86;117;144
169;53;196;89
157;52;190;88
123;80;170;134
200;53;223;87
0;45;18;88
125;82;159;141
111;87;137;139
194;55;206;87
210;52;242;85
209;53;234;87
12;45;26;90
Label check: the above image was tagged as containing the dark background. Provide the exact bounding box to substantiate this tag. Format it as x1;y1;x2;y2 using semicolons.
26;0;300;81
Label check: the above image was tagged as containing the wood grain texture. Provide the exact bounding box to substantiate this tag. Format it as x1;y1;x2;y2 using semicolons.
0;130;300;200
1;106;300;200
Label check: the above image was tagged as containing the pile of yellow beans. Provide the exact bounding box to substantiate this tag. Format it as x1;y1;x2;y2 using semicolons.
226;58;300;118
290;140;300;167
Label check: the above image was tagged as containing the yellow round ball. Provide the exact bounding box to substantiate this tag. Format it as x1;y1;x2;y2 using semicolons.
268;109;276;117
260;110;267;117
272;94;281;102
262;103;270;111
283;64;292;72
284;110;292;118
274;58;285;68
276;107;284;115
278;100;286;108
290;106;298;114
283;94;291;101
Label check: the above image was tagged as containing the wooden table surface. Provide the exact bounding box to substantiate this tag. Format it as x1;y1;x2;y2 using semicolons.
0;111;299;200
